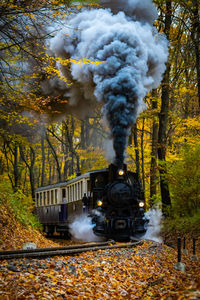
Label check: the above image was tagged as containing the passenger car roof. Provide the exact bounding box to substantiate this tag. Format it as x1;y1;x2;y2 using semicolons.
35;168;108;192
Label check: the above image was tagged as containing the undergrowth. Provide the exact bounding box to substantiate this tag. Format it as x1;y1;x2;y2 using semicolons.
162;210;200;238
0;178;41;230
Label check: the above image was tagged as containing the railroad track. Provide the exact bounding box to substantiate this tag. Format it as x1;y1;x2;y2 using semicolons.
0;240;143;260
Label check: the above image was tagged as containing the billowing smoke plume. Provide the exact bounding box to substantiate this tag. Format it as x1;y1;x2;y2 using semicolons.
46;0;168;165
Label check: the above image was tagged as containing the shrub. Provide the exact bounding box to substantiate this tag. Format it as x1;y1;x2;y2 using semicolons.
162;209;200;236
167;144;200;217
0;178;41;229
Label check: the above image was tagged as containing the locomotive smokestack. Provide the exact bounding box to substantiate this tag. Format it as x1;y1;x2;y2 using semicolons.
48;0;168;164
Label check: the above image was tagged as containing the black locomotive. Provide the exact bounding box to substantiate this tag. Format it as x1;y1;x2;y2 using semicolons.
91;163;147;240
35;163;147;240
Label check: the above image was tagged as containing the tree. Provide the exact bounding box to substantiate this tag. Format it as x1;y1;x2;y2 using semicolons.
157;0;172;212
19;145;36;200
177;0;200;109
150;90;159;206
2;138;22;192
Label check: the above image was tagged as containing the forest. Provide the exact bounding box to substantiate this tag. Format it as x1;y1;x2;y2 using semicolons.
0;0;200;232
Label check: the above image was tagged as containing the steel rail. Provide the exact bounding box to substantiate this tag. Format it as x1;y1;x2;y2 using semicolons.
0;241;114;256
0;241;143;260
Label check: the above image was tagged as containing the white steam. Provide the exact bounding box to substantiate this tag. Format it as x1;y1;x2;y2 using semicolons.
46;0;168;164
69;214;102;242
142;209;163;243
104;139;115;163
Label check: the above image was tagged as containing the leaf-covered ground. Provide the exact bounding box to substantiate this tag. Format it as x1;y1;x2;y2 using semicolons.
0;204;200;299
0;203;59;250
0;240;200;299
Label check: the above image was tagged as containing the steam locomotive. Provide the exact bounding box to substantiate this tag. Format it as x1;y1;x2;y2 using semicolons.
35;163;147;240
91;163;147;240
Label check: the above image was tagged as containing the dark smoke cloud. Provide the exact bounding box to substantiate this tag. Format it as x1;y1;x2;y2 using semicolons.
45;0;168;165
99;0;158;25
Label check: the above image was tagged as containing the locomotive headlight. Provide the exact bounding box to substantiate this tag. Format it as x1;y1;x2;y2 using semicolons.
97;200;103;207
139;201;145;208
118;169;124;176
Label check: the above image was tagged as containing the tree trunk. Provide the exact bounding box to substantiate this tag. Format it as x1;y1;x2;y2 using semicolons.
158;0;172;213
85;118;90;148
63;121;69;179
133;123;140;180
19;146;36;200
46;133;62;182
29;147;36;200
37;165;40;187
76;154;80;174
22;166;27;194
47;147;51;184
64;117;77;176
140;117;145;194
52;163;56;183
81;120;86;149
13;145;19;192
3;141;21;192
191;0;200;109
41;134;45;186
150;90;159;207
